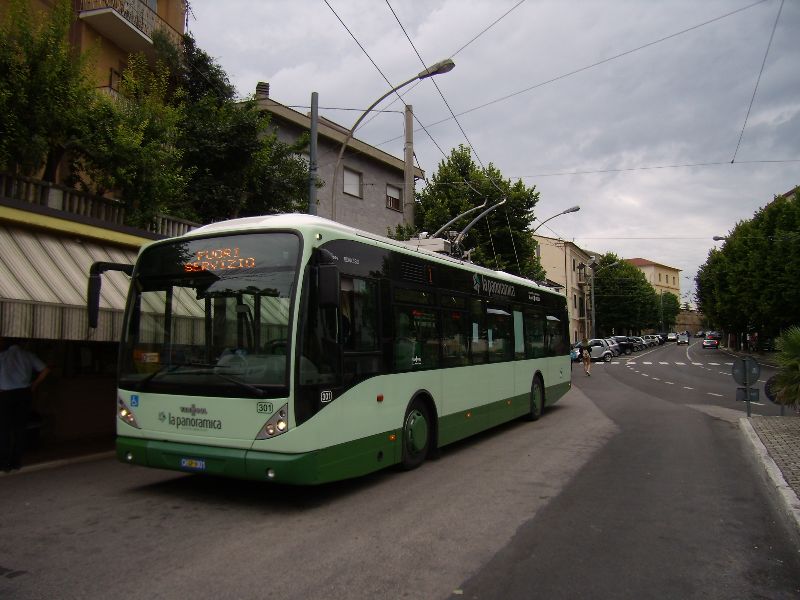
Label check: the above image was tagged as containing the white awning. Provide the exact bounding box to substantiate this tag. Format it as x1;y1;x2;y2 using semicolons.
0;223;138;341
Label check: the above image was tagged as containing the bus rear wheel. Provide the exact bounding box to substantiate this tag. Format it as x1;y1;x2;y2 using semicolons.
400;399;431;470
526;376;544;421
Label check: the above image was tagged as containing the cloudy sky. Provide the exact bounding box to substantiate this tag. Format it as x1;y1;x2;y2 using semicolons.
187;0;799;304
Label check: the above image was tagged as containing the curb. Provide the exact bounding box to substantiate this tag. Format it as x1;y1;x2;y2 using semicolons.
0;450;115;478
739;417;800;541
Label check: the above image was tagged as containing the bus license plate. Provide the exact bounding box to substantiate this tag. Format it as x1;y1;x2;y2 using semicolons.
180;457;206;471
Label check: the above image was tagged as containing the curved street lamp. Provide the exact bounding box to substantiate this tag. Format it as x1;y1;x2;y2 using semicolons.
531;205;580;234
330;58;456;220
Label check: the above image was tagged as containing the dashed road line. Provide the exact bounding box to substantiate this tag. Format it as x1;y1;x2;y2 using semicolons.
707;392;723;397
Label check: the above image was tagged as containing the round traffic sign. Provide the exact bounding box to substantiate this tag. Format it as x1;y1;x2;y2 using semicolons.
732;356;760;385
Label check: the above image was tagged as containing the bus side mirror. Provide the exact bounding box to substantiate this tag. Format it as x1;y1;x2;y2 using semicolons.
318;264;340;309
87;261;134;328
87;274;102;328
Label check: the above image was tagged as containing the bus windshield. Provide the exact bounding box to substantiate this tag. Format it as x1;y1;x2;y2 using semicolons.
119;232;300;398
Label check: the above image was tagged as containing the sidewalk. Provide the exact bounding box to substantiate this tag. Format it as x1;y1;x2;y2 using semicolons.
740;415;800;541
0;436;114;477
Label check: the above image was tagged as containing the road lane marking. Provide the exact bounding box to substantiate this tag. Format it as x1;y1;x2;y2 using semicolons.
683;386;694;390
652;377;661;381
659;361;669;365
665;381;674;385
707;392;723;397
643;361;653;365
692;362;703;365
675;362;686;365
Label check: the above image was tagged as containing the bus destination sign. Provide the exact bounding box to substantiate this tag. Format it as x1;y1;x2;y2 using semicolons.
184;247;256;272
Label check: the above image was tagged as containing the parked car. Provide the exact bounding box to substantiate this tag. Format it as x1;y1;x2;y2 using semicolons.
605;338;621;356
677;333;689;345
695;330;705;338
627;336;642;351
584;338;614;362
666;332;678;342
702;337;719;349
630;336;647;351
644;334;660;347
656;333;668;345
612;335;634;355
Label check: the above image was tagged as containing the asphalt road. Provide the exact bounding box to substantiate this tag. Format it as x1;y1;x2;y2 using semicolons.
453;341;800;599
2;341;798;599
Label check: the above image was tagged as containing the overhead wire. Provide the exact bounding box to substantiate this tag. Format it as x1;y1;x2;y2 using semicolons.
731;0;784;163
385;0;524;272
377;0;772;147
351;0;527;134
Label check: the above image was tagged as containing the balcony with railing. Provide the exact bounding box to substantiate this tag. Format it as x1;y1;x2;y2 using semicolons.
78;0;183;54
0;171;197;239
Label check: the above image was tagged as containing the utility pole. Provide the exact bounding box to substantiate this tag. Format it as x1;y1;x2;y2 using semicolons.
403;104;414;226
308;92;318;215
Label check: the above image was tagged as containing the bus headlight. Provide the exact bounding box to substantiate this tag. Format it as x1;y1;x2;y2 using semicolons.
256;403;289;439
118;396;141;429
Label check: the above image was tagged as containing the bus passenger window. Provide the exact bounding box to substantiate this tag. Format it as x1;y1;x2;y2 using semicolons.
487;305;513;363
524;309;546;359
393;306;439;371
340;277;379;352
442;310;469;367
469;299;487;364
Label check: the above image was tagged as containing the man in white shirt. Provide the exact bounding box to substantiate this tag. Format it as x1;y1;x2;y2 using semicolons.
0;336;50;472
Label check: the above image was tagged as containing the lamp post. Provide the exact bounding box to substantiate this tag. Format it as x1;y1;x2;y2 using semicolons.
531;205;580;234
712;235;727;242
330;58;455;222
590;258;620;339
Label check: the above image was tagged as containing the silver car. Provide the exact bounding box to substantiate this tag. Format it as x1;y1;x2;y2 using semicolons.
583;338;613;362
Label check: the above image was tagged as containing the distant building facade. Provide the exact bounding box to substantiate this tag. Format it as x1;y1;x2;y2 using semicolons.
255;90;424;237
534;235;592;343
625;257;681;298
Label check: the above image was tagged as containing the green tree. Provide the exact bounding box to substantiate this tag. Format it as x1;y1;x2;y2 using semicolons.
773;325;800;408
696;188;800;338
660;292;680;330
0;0;95;179
154;32;310;223
414;145;545;280
594;254;660;335
71;54;188;227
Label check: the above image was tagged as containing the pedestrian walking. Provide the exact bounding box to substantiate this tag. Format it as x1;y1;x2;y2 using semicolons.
0;336;50;472
581;343;592;376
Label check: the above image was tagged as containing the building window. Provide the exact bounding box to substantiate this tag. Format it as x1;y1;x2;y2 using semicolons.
573;294;577;309
343;167;362;198
672;276;676;285
659;273;662;282
572;258;576;272
386;184;402;211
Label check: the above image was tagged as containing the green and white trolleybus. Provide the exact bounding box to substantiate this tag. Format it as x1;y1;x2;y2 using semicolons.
90;214;571;484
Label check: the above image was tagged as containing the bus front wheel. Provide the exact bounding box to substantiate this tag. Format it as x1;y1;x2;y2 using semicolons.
400;399;431;470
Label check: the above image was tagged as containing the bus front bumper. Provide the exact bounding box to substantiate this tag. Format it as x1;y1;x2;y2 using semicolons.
116;436;321;484
116;432;397;485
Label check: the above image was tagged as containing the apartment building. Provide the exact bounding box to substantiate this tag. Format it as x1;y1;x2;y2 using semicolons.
534;234;593;343
255;88;424;237
625;258;681;297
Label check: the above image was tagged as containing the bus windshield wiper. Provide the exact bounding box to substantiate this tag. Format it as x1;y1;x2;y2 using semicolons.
134;362;216;390
209;371;266;398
